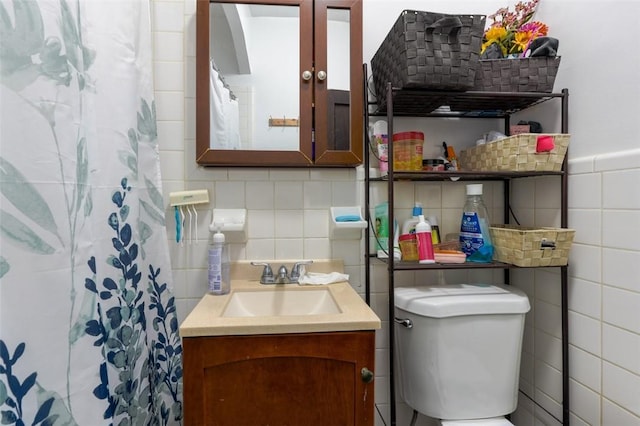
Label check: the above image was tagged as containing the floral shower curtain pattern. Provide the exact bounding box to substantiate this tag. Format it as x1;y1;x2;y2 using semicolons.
0;1;182;425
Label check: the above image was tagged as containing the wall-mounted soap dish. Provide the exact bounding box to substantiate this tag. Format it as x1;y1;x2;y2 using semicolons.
210;208;247;242
330;206;367;239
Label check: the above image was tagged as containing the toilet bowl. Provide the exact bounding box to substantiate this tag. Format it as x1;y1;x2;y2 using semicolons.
394;283;530;423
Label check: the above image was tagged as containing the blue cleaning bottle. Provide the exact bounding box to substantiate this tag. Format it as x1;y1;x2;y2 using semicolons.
459;184;494;262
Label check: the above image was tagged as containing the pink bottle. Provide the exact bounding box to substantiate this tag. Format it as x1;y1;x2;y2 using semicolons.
415;215;435;264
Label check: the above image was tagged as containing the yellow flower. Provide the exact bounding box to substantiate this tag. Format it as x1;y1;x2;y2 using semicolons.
512;31;533;53
485;26;507;42
481;26;508;54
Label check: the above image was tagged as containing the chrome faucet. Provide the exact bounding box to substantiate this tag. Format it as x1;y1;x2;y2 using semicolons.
251;260;313;284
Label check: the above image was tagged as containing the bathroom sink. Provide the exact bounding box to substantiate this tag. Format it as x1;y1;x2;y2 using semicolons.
222;288;342;317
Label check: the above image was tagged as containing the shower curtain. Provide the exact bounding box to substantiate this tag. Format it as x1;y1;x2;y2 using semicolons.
210;60;240;149
0;1;182;424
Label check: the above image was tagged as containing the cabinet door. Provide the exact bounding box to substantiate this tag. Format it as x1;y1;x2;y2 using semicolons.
196;0;362;167
183;331;375;425
313;0;363;166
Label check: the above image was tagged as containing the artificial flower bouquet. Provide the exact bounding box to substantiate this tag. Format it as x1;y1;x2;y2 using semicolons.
481;0;555;59
469;0;561;93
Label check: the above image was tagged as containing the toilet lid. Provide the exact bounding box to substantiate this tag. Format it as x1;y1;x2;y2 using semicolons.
395;283;530;318
440;417;514;426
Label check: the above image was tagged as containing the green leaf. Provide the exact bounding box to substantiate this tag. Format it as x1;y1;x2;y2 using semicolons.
0;256;9;279
144;176;164;212
0;210;55;254
0;0;44;75
84;190;93;217
68;288;96;344
140;200;165;226
138;221;152;243
127;129;138;155
0;157;59;237
75;137;88;213
137;99;156;138
38;36;71;86
82;45;96;71
118;151;138;177
35;384;77;426
59;0;80;71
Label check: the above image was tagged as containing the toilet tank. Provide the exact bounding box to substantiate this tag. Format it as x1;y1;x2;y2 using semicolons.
394;284;530;421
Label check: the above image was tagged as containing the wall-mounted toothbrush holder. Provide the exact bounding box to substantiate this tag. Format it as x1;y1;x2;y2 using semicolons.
169;189;210;245
210;208;247;242
330;206;367;239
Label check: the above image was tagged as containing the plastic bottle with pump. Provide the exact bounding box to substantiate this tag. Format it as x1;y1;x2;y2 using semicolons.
208;226;230;295
402;202;423;235
415;215;435;264
459;184;494;262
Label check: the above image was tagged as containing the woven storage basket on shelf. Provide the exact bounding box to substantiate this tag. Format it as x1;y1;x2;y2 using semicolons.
490;225;575;267
371;10;485;107
473;56;561;92
458;133;570;172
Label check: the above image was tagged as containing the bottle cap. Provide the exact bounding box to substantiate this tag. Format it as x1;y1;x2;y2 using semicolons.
426;215;438;226
466;184;483;196
412;202;423;217
213;223;225;243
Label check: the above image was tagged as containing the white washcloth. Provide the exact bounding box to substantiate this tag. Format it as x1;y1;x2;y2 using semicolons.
298;272;349;285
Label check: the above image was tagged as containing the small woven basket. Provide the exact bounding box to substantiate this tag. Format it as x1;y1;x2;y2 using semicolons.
371;10;485;107
458;133;570;172
490;225;575;267
473;56;561;92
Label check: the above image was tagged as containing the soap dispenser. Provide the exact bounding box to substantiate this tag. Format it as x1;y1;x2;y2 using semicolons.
208;226;230;295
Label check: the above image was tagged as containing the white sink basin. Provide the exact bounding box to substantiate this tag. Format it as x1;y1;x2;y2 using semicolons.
222;288;342;317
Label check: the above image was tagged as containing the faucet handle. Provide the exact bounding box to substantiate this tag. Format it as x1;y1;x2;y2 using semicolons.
251;262;274;284
290;260;314;281
277;265;289;281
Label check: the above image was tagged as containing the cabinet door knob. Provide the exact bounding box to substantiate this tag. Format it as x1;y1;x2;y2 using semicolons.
302;70;313;81
361;367;374;383
316;70;327;81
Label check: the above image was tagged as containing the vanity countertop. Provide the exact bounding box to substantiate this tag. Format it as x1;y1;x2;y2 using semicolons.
179;260;381;337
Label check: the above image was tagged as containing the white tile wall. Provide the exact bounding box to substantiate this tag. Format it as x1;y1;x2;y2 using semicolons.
150;1;640;424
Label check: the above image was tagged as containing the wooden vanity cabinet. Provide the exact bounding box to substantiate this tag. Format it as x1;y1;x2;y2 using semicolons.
183;330;375;425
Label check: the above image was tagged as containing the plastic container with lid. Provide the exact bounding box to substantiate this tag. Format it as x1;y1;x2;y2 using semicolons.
393;131;424;171
399;233;418;261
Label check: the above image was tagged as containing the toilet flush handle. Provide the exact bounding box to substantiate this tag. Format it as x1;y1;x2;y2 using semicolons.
394;317;413;329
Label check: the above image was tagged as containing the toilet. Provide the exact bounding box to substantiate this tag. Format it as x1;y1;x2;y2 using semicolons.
394;283;530;425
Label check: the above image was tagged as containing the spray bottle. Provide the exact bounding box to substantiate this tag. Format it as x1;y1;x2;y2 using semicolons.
208;225;230;295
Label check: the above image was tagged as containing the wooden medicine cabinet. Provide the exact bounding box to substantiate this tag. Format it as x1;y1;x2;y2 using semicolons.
195;0;363;167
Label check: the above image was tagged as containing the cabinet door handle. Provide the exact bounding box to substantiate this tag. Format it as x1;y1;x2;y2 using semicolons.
361;367;374;383
302;70;313;81
316;70;327;81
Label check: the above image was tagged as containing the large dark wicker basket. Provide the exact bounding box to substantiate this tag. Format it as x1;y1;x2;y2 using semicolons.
473;56;561;92
371;10;485;107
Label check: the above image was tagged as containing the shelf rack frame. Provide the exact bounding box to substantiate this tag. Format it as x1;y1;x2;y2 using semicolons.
363;64;570;426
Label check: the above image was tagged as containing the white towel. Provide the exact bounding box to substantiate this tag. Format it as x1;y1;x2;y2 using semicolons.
298;272;349;285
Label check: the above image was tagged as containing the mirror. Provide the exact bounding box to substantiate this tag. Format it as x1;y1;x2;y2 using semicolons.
196;0;363;167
